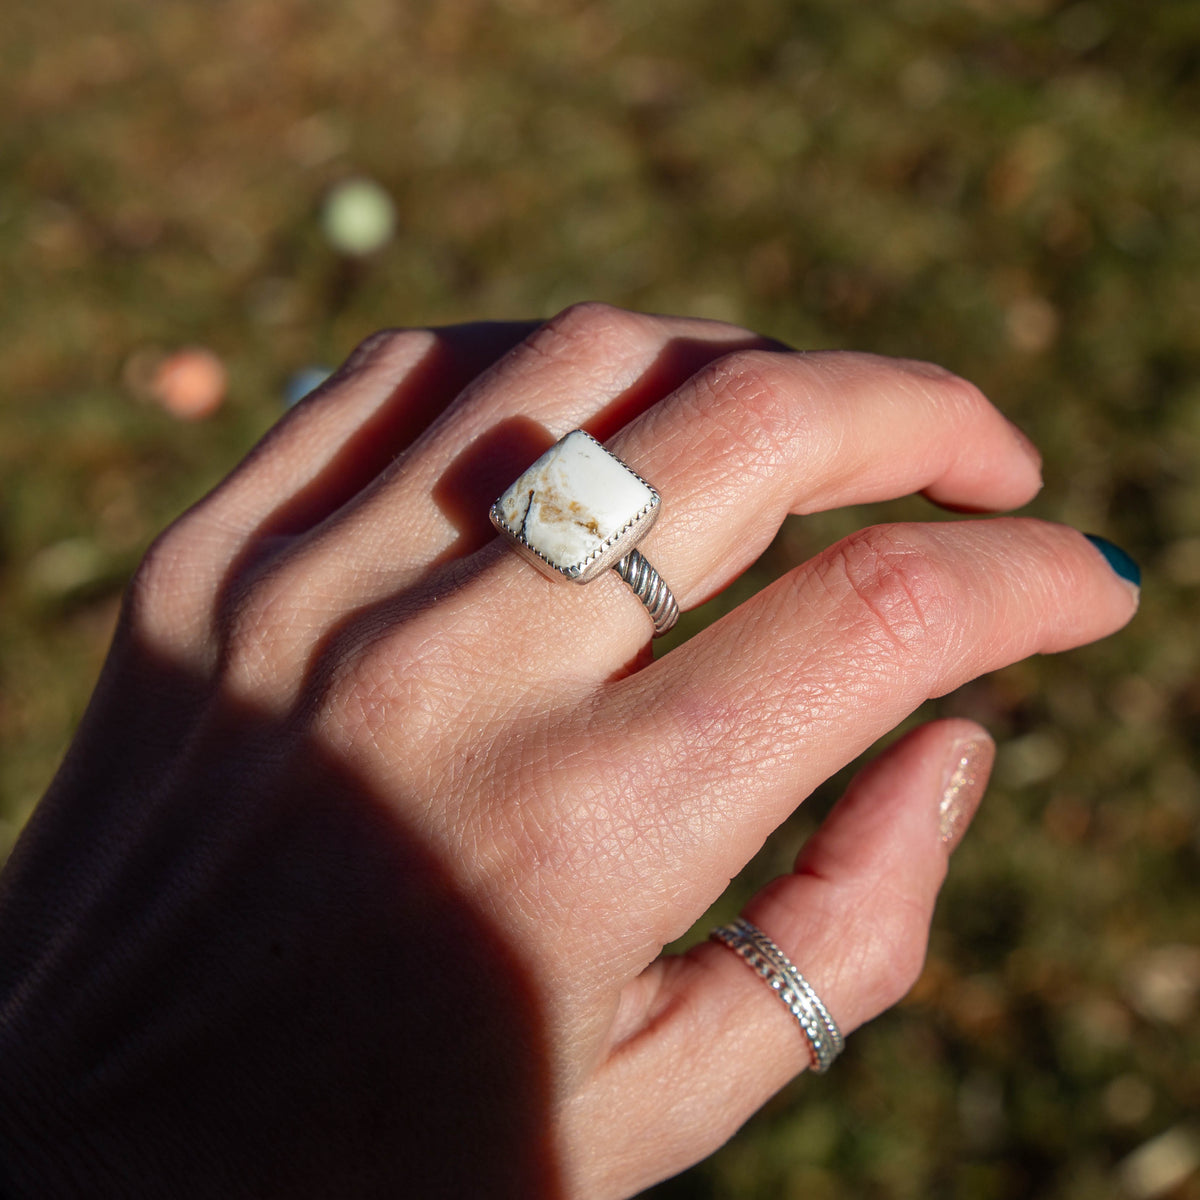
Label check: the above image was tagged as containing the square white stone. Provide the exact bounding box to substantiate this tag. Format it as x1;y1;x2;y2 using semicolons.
490;429;660;583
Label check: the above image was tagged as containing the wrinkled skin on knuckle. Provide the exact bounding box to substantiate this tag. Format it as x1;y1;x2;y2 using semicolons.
512;302;663;381
125;528;188;628
685;348;816;483
123;517;223;660
312;616;461;766
539;300;647;347
262;328;422;421
338;326;431;379
266;327;440;428
215;566;318;700
816;527;959;679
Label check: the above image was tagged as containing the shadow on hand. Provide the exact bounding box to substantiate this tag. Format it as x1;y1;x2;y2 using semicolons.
0;639;561;1199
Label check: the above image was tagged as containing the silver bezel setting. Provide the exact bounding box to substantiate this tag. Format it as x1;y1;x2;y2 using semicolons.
489;429;661;584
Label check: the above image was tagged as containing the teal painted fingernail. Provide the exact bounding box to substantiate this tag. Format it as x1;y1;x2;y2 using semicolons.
1085;535;1142;587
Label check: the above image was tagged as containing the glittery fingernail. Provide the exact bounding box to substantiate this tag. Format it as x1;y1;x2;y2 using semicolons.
938;735;996;851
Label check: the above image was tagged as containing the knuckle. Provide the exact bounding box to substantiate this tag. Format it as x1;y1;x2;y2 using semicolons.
690;348;808;475
934;365;989;410
279;329;433;414
303;328;437;402
528;301;654;363
340;326;427;374
127;527;187;615
315;609;464;757
821;527;957;662
124;518;216;647
213;566;303;691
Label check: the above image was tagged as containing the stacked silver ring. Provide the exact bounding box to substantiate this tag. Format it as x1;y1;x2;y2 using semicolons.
711;917;844;1074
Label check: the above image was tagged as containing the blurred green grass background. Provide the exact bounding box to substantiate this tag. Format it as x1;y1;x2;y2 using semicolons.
2;1;1198;1196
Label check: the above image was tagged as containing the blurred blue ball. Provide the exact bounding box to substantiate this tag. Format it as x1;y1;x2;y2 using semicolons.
284;366;334;408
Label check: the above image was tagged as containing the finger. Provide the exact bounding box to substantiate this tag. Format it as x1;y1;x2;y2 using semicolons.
560;719;994;1198
498;519;1136;949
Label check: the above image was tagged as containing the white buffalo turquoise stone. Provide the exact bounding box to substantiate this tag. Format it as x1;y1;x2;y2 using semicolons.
491;430;659;582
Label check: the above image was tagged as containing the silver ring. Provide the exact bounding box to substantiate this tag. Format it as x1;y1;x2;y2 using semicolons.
490;429;680;638
614;549;679;637
711;917;844;1074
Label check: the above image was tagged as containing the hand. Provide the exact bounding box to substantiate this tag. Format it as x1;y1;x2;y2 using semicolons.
0;305;1138;1198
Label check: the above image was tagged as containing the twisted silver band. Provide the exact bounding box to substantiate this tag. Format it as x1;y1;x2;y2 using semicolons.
711;917;844;1074
614;549;679;638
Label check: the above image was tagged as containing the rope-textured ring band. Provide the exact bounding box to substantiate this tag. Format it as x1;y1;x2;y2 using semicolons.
614;549;679;637
490;429;680;638
711;917;844;1074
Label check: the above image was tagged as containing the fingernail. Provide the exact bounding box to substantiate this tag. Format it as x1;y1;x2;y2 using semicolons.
1008;418;1043;475
939;734;996;851
1085;534;1142;588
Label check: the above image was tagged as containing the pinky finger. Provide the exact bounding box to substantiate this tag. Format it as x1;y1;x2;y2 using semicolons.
563;719;996;1199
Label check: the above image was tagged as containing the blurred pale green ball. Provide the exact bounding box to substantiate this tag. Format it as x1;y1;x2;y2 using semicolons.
321;178;396;256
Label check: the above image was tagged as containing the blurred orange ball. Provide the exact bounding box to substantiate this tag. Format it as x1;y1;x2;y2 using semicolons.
151;348;227;420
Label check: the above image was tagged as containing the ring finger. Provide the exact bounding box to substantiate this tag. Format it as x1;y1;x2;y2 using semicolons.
558;719;994;1198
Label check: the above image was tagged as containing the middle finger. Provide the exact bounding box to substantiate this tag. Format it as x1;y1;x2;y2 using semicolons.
401;343;1045;686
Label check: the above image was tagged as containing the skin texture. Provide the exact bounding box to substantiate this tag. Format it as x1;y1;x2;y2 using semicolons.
0;305;1138;1198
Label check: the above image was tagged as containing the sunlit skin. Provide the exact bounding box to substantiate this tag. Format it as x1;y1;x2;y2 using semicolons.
0;306;1138;1198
